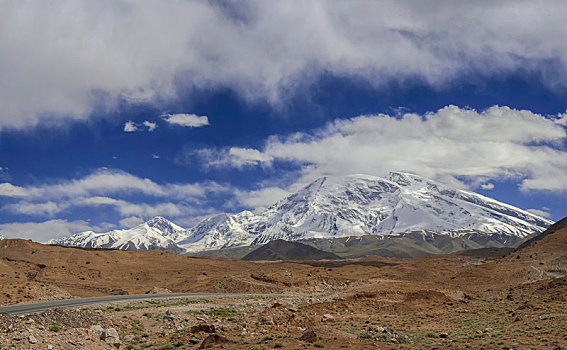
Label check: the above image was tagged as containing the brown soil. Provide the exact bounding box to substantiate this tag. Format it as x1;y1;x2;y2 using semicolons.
0;225;566;349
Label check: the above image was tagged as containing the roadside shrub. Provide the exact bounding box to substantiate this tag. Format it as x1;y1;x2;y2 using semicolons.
49;323;63;332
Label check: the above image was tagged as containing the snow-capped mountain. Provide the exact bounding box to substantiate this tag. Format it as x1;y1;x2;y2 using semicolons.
179;172;552;252
0;234;5;240
50;216;185;254
51;172;553;254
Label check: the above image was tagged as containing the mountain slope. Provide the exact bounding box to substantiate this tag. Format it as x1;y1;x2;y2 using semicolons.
189;229;530;259
50;216;185;254
505;216;567;280
180;172;551;252
516;216;567;250
242;239;341;261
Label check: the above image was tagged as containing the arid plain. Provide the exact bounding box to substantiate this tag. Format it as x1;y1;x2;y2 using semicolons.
0;219;566;349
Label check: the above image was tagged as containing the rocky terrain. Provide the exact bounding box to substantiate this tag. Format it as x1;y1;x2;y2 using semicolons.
0;218;565;349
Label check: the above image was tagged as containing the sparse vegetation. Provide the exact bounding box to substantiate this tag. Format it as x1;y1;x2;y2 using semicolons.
48;323;63;332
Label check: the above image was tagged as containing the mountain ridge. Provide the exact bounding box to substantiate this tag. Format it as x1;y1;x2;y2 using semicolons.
242;239;341;261
50;172;553;254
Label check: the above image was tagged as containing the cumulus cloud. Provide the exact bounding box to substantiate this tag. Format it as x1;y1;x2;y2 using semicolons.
162;113;209;128
212;105;567;191
480;183;495;190
0;183;29;197
143;121;157;131
0;219;108;242
123;121;138;132
3;1;567;128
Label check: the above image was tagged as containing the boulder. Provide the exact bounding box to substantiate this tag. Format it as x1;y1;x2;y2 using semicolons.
89;325;104;337
191;324;216;333
199;334;230;349
101;328;120;348
300;329;318;343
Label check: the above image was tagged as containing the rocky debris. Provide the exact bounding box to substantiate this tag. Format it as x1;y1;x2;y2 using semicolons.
90;324;120;348
260;316;274;326
439;332;449;338
89;325;105;337
191;324;216;333
100;327;120;348
365;326;410;344
300;329;318;343
0;309;117;350
123;334;135;342
190;337;201;344
516;303;537;311
199;334;230;349
145;286;172;294
322;313;335;322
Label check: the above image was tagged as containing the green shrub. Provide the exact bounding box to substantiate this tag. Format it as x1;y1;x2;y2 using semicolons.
49;323;63;332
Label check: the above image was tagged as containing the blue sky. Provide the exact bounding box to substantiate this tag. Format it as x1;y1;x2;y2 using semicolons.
1;1;566;241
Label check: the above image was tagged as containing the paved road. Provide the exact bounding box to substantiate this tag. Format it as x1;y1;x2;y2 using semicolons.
0;293;268;315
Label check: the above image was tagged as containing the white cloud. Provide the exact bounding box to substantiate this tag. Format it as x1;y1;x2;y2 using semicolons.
143;121;157;131
0;219;105;242
44;170;167;198
0;169;232;220
229;147;273;166
480;183;495;190
124;120;157;132
236;187;290;209
3;1;567;128
13;169;228;200
5;201;67;217
152;153;160;159
123;120;138;132
0;183;29;197
178;146;272;170
78;196;188;218
526;208;551;218
162;113;209;128
214;105;567;191
119;216;145;228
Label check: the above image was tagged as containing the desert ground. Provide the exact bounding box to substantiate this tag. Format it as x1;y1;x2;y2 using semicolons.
0;220;565;349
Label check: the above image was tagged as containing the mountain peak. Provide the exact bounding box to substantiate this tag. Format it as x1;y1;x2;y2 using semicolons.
145;216;184;234
387;171;428;186
146;216;169;225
